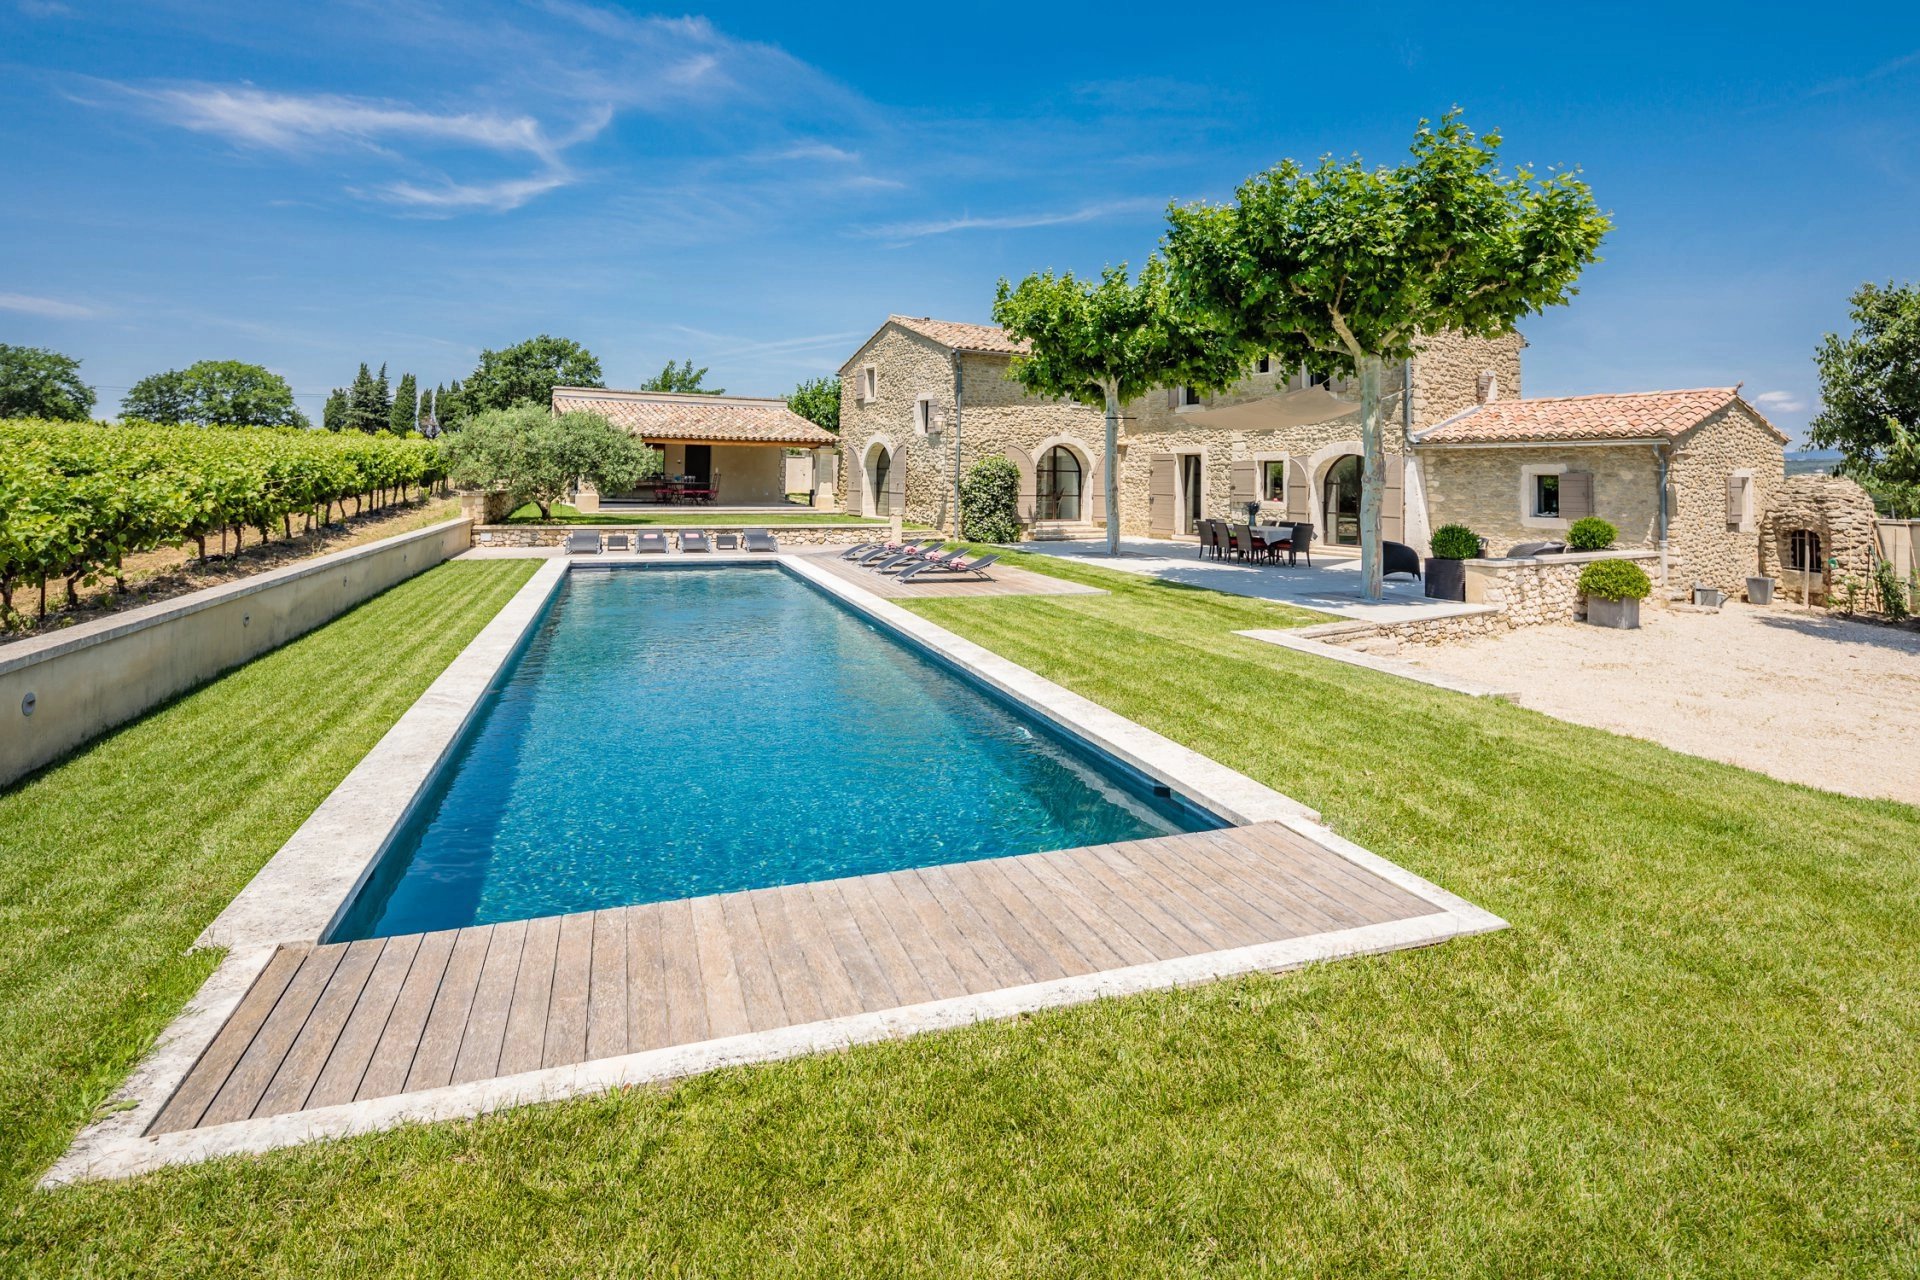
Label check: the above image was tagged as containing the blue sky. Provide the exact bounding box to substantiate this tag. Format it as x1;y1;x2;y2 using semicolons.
3;1;1917;443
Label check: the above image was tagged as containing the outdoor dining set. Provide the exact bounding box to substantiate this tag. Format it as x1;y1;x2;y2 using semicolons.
1198;518;1316;566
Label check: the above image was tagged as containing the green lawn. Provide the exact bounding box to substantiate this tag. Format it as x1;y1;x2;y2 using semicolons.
2;553;1917;1276
505;502;895;526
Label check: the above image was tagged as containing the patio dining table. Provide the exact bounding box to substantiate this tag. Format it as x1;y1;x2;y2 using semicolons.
1249;524;1302;566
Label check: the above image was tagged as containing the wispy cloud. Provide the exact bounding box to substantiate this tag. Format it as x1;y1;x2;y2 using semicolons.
0;291;97;319
1752;390;1808;413
862;196;1165;241
370;171;578;213
16;0;73;17
1810;49;1920;96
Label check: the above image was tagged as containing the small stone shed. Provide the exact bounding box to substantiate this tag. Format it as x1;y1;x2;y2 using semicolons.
1757;473;1879;603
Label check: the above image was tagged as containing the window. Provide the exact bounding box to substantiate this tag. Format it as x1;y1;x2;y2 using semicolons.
1306;365;1333;390
1180;385;1205;407
1035;446;1083;521
1532;473;1560;518
1260;458;1287;502
1788;529;1822;572
1254;354;1272;374
914;395;935;434
860;365;877;403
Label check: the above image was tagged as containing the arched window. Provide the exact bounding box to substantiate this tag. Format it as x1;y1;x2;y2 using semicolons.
1035;446;1083;521
869;447;891;516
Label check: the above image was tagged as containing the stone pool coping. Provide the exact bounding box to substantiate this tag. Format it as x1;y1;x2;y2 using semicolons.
45;553;1503;1185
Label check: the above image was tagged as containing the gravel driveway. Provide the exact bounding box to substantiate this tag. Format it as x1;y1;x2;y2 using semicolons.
1407;603;1920;807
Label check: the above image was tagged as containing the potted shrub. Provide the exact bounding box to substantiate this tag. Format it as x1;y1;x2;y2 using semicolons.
1578;557;1652;629
1566;516;1617;551
1425;524;1478;601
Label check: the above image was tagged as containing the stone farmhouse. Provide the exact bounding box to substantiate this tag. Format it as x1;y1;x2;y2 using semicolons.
836;315;1789;593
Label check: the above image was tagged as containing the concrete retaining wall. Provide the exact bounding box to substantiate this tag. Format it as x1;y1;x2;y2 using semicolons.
471;524;886;549
0;518;471;787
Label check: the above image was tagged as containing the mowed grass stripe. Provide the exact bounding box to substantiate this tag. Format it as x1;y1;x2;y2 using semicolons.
0;559;538;1199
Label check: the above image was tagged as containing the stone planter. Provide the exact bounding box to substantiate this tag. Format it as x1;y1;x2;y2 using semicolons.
1424;557;1467;601
1584;596;1641;629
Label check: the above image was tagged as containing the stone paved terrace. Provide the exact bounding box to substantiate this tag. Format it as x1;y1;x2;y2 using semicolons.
148;823;1462;1135
1016;538;1494;624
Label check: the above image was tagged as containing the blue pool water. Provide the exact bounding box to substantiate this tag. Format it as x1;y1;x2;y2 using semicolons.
335;566;1215;939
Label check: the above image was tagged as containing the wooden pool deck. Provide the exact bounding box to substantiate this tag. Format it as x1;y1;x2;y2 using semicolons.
149;822;1445;1135
794;548;1104;599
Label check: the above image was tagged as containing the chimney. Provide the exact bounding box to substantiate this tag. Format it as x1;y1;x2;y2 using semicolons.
1476;370;1499;404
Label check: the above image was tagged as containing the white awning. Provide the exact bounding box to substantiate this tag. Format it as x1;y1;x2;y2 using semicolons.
1180;387;1359;432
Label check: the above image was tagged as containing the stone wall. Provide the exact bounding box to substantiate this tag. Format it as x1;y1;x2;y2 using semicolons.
1757;473;1878;603
1408;330;1526;429
1;518;472;787
458;489;518;524
472;524;882;548
1665;401;1787;595
1419;444;1662;556
837;325;962;526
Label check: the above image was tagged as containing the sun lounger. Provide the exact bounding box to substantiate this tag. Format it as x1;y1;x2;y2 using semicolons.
714;531;738;550
743;529;779;553
603;532;632;553
565;531;601;554
679;529;710;552
635;530;668;553
896;552;998;583
877;546;961;574
858;537;939;565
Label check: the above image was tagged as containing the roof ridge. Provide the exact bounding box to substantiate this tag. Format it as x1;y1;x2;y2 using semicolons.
1491;387;1739;405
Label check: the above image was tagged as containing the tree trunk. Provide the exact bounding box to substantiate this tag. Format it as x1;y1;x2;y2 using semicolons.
194;533;207;560
37;577;48;620
283;513;293;539
536;500;553;520
1103;380;1122;557
1357;353;1387;601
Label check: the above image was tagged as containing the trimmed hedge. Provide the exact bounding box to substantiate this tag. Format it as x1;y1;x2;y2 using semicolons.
960;456;1022;544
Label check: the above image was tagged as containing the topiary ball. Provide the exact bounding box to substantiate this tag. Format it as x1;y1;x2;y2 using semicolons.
1577;558;1651;601
1430;524;1480;560
1566;516;1618;551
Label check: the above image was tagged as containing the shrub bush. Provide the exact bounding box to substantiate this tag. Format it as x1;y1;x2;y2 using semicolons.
1566;516;1617;551
1578;558;1652;601
959;456;1022;543
1429;524;1479;559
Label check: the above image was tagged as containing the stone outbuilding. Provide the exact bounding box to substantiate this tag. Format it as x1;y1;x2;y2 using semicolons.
1757;473;1879;603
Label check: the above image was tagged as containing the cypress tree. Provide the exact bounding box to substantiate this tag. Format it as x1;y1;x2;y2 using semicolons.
346;362;383;433
322;387;348;432
390;372;417;435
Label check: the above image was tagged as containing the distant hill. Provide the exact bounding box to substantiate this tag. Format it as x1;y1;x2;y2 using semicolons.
1785;450;1844;478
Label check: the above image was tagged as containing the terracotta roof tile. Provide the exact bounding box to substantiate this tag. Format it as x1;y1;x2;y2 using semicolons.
886;315;1029;355
550;388;836;448
1414;388;1769;445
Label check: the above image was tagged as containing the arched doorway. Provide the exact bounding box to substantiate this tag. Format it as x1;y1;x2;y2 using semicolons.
866;443;892;517
1323;454;1363;546
1035;445;1083;521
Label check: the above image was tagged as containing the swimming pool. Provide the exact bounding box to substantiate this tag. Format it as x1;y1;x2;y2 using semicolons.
333;565;1218;939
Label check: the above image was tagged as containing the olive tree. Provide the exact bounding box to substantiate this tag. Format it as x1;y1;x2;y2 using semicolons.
440;404;658;520
993;256;1247;554
1165;110;1609;597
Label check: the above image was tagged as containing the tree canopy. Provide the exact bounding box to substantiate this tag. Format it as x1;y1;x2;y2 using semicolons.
463;336;604;414
787;375;840;433
1163;110;1609;595
993;256;1246;553
390;371;418;436
438;404;658;520
121;360;309;428
1811;280;1920;513
0;344;95;421
639;359;722;395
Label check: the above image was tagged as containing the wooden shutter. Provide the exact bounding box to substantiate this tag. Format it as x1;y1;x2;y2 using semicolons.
1726;474;1749;529
1381;454;1406;543
1086;451;1105;525
887;448;906;513
1560;470;1594;521
1003;447;1035;521
1286;457;1311;524
1148;452;1176;537
1166;387;1180;411
1230;459;1257;509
